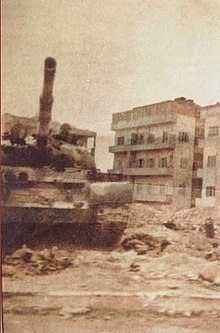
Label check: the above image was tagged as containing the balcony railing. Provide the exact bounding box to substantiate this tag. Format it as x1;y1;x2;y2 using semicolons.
109;136;176;153
119;167;173;176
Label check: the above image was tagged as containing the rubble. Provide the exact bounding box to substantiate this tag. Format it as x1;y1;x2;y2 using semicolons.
120;232;170;255
3;245;73;276
128;203;220;232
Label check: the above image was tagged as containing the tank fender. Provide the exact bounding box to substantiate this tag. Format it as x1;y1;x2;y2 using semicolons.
90;182;133;205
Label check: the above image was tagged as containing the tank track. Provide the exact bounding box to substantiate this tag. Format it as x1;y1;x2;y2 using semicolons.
92;205;129;247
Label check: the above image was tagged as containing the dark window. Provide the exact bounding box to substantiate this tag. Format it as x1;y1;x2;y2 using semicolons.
146;158;154;168
137;159;144;168
162;132;168;142
194;137;199;145
195;127;204;138
148;134;155;143
117;136;124;145
131;133;138;145
207;156;216;167
194;153;203;169
192;178;203;189
169;154;174;167
129;152;136;168
206;186;215;197
208;126;219;137
158;157;167;168
137;134;144;144
178;132;189;142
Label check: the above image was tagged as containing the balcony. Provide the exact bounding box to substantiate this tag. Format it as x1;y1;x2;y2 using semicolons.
109;138;176;153
121;167;173;176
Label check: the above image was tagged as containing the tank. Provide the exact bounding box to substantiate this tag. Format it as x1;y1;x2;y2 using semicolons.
1;57;132;252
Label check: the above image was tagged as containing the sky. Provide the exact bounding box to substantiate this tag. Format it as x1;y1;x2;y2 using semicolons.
2;0;220;170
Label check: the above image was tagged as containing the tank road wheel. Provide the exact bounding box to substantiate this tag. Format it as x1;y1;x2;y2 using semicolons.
91;205;129;248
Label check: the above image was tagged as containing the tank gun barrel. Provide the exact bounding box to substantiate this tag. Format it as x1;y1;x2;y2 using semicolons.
38;57;56;142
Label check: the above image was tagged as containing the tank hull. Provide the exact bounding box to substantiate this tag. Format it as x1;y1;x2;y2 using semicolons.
2;166;132;251
2;206;95;225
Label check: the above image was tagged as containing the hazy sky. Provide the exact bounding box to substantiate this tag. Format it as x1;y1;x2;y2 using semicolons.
2;0;220;169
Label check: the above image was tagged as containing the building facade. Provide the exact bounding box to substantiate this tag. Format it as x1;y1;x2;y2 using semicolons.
195;104;220;207
109;97;200;210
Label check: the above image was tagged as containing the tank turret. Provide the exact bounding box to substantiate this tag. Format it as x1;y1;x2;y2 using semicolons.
38;57;56;145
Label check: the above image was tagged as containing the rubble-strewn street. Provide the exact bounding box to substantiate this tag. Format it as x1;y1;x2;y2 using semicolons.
3;203;220;333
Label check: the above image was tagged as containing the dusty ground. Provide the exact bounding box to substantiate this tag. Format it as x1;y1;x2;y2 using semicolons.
2;204;220;333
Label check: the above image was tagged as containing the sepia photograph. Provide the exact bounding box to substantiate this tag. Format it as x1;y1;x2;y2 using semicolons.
1;0;220;332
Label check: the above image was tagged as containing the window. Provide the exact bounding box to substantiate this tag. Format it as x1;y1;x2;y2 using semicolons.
195;127;204;138
178;184;186;195
137;159;144;168
146;158;154;168
148;134;155;143
137;134;144;144
208;126;219;137
207;156;216;167
206;186;215;197
162;132;168;142
180;158;189;168
158;157;167;168
117;136;124;145
129;152;136;168
194;153;203;169
178;132;189;142
194;137;199;145
131;133;138;145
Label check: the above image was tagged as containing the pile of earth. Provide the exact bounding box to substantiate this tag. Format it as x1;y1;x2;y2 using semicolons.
2;245;75;276
129;203;220;231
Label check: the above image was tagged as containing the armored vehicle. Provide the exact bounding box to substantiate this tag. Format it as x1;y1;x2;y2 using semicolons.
1;57;132;251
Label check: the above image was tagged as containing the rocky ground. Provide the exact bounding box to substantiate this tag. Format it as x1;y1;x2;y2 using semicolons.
2;203;220;333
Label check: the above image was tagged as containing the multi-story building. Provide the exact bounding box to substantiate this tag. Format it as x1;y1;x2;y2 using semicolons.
195;103;220;207
109;97;200;210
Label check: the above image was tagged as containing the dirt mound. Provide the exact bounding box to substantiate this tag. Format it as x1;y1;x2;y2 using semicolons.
169;206;220;231
3;245;74;276
129;203;220;232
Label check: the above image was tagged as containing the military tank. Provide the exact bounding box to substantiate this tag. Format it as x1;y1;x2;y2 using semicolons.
1;57;132;252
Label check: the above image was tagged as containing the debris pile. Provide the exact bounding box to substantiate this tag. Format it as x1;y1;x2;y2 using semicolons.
3;245;73;276
126;204;220;262
120;233;170;255
168;206;220;231
128;204;168;227
129;203;220;232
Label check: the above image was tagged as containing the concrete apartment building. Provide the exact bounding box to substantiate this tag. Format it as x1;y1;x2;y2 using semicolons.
109;97;200;211
194;103;220;207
